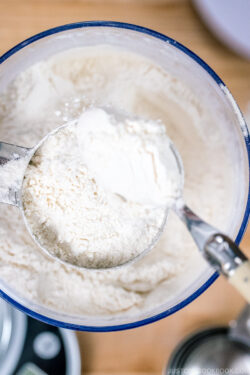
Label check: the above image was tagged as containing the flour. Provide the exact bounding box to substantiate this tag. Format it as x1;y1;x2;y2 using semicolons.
0;46;234;317
22;108;181;268
0;157;28;205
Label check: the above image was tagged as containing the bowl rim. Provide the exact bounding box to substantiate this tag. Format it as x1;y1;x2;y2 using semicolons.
0;21;249;332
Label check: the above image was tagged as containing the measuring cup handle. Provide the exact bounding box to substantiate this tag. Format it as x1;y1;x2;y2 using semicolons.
0;142;31;206
204;233;250;302
228;261;250;303
175;203;250;302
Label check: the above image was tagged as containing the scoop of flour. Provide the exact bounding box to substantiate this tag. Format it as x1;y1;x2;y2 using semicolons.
22;108;182;269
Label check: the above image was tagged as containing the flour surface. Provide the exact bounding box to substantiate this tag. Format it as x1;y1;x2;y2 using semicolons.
23;108;181;268
0;46;233;317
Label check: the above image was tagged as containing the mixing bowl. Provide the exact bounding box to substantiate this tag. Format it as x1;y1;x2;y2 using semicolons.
0;21;249;332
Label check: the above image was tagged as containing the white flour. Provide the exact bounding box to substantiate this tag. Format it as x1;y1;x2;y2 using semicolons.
22;108;181;269
0;46;233;316
0;156;29;205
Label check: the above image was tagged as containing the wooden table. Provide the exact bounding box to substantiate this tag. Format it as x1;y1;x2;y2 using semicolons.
0;1;249;374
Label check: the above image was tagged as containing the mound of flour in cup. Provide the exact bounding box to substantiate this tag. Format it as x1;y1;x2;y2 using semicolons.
22;108;181;269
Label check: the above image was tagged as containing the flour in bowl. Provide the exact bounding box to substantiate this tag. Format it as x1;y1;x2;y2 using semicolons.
0;46;234;317
22;108;181;269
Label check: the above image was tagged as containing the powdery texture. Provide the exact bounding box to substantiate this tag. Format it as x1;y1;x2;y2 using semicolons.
22;108;181;269
0;46;233;317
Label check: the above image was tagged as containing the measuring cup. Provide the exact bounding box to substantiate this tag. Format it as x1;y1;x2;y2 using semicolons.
1;111;249;305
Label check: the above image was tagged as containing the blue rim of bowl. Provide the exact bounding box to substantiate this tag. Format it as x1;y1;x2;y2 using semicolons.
0;21;249;332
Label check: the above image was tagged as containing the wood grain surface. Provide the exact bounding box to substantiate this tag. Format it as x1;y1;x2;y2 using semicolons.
0;1;249;374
